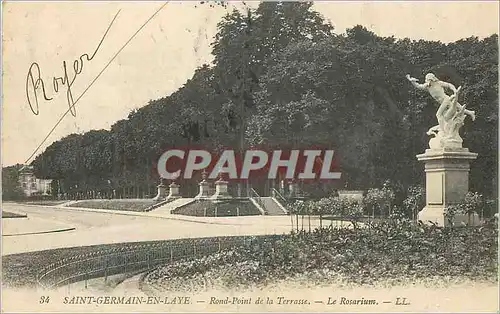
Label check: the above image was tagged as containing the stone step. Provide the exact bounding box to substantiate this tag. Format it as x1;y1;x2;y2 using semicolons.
151;198;196;214
260;197;288;216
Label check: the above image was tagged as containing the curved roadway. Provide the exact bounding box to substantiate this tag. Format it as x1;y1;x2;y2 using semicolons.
2;202;304;255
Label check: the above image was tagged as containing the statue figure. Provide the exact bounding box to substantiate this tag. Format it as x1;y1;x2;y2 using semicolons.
201;169;208;181
406;73;475;150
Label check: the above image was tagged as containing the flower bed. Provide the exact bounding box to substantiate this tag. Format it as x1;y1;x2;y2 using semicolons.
20;200;69;206
172;199;261;217
144;219;498;293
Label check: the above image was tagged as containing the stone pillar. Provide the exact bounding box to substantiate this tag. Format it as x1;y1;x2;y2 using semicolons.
195;180;211;199
211;179;231;199
153;183;167;201
167;182;181;199
416;148;478;226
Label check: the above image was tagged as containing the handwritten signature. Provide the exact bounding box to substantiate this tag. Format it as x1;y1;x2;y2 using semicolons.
25;13;118;116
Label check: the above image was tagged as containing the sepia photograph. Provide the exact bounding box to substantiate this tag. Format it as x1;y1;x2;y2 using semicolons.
1;1;499;312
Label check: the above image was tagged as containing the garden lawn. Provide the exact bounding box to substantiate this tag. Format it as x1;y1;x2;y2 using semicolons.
172;199;261;217
21;201;70;206
2;211;28;218
68;199;160;212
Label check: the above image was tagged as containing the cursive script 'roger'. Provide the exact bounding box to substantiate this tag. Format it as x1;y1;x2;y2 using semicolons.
25;12;118;117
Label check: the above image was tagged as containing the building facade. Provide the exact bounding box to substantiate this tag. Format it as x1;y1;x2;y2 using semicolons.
18;166;52;197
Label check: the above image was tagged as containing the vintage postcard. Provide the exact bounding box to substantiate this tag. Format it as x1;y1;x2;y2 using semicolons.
1;1;499;313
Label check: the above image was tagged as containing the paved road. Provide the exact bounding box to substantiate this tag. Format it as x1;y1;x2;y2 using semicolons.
2;203;302;255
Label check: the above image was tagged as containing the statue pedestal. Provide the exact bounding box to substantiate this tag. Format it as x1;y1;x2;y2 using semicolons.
288;181;299;197
416;148;478;226
153;184;167;201
195;180;211;199
167;182;181;199
211;180;231;199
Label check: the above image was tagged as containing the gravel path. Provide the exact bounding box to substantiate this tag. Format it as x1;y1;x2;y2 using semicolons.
2;203;301;255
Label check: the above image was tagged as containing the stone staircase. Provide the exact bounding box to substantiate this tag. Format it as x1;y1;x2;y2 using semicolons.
150;198;196;214
144;199;171;211
260;197;288;215
151;195;288;217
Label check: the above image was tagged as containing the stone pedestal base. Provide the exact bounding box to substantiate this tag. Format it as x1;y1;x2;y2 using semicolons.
167;182;181;199
153;184;167;201
195;180;211;199
418;205;481;227
211;180;231;199
416;148;478;227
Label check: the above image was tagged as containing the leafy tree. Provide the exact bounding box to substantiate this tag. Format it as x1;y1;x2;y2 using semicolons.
364;187;395;218
29;4;497;201
2;164;25;200
403;185;425;220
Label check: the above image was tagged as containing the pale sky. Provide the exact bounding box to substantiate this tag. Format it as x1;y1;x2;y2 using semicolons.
2;1;499;166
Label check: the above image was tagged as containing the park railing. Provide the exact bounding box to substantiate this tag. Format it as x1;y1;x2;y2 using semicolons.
37;235;282;290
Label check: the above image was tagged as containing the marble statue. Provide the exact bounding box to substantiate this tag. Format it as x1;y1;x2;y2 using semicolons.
406;73;475;150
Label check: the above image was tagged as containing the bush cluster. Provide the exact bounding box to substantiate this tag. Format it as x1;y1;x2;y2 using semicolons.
290;185;494;225
70;199;160;211
444;192;491;226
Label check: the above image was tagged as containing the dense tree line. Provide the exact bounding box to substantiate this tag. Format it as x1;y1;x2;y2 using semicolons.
30;2;498;199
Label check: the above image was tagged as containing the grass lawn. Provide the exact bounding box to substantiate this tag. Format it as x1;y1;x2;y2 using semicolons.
69;199;161;212
21;200;69;206
2;211;28;218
